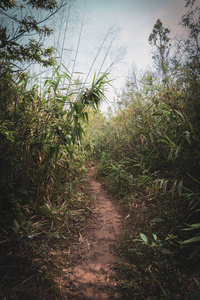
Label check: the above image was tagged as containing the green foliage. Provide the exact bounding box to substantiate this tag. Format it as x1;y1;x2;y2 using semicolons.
148;18;171;82
0;0;59;68
97;153;132;196
133;230;177;256
179;0;200;138
84;1;200;296
0;62;108;212
0;0;111;236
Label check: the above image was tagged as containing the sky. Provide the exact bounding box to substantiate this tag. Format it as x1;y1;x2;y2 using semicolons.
65;0;188;111
34;0;189;111
91;0;185;70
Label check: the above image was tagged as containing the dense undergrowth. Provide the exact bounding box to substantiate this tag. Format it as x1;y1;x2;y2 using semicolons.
0;60;109;298
1;0;200;298
0;21;109;300
0;1;113;298
83;1;200;298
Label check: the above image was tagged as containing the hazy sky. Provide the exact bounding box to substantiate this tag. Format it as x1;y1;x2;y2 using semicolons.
73;0;187;109
40;0;188;110
91;0;186;68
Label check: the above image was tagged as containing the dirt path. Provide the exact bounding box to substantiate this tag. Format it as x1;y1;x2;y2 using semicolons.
62;167;123;299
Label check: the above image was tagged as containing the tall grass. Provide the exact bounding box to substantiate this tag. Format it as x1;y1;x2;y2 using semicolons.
0;62;109;214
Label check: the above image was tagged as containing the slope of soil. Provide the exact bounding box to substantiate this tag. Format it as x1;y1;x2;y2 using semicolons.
60;166;123;299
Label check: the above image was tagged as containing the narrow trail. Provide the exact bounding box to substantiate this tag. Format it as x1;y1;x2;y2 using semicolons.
62;167;123;299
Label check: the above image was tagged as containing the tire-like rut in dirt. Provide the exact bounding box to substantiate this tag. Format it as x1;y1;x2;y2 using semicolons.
64;167;123;299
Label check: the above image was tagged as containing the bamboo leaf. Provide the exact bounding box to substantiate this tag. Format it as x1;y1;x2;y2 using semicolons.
182;237;200;244
140;233;148;243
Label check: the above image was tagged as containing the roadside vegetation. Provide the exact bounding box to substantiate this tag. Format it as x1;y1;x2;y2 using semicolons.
1;0;200;299
0;1;109;298
84;1;200;298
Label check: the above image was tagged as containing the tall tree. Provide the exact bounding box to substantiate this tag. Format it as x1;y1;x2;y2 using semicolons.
0;0;68;69
148;19;171;84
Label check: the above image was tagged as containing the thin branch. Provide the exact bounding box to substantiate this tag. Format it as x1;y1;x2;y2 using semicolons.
13;275;34;291
37;3;68;26
84;27;112;85
56;0;65;52
97;34;116;78
7;3;68;42
60;0;72;65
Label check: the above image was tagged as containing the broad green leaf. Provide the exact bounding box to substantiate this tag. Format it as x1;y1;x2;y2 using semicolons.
153;234;158;241
140;233;148;243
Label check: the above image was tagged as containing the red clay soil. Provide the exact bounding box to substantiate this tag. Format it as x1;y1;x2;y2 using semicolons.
61;167;123;299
